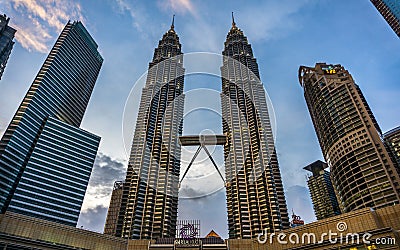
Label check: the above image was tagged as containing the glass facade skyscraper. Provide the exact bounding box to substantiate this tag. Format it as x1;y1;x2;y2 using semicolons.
299;63;400;213
0;21;103;226
116;20;185;239
371;0;400;37
0;14;16;80
221;17;289;239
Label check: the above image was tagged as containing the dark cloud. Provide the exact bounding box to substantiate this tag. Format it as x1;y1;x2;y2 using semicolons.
77;205;108;233
180;185;205;198
180;183;225;199
285;185;316;223
78;153;127;232
88;153;127;187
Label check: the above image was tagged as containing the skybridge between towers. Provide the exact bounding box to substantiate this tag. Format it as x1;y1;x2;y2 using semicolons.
178;135;226;188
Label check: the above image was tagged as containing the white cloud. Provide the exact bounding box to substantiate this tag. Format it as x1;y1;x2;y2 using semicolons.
77;205;108;233
182;19;222;52
2;0;84;53
179;148;226;198
112;0;162;41
0;118;5;138
114;0;142;32
240;0;310;42
157;0;196;16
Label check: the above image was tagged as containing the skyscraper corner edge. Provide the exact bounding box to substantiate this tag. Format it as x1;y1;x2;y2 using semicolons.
0;13;17;80
70;20;104;61
0;18;104;226
370;0;400;37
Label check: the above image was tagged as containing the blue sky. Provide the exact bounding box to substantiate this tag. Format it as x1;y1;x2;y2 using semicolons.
0;0;399;239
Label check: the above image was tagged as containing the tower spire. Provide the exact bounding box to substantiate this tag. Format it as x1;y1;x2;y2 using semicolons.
231;12;236;27
171;14;175;30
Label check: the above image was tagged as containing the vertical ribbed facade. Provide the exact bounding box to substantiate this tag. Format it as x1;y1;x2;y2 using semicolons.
384;126;400;170
304;160;341;220
221;19;289;239
117;23;185;239
104;181;124;235
299;63;400;213
0;21;103;226
371;0;400;37
0;14;16;80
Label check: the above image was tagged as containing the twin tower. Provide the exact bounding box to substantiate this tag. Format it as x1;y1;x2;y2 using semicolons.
113;16;290;239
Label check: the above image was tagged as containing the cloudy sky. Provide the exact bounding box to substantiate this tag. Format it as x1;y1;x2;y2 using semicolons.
0;0;399;239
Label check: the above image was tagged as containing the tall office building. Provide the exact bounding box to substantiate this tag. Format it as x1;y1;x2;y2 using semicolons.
221;15;289;239
116;18;185;239
299;63;400;213
304;160;341;220
384;126;400;166
0;14;16;80
0;21;103;226
104;181;124;235
371;0;400;37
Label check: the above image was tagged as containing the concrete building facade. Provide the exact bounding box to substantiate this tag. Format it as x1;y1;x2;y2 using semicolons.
299;63;400;213
304;160;341;220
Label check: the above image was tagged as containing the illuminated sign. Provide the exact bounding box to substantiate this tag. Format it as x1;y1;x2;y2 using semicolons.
174;238;201;247
322;65;336;74
179;223;198;239
175;220;201;247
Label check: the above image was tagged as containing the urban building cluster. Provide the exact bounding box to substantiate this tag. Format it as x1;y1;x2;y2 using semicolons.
0;1;399;249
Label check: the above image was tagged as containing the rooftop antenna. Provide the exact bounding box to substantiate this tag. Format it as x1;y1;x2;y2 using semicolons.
232;12;236;27
171;14;175;30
